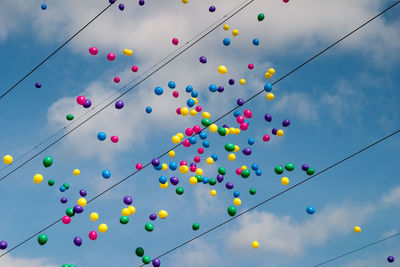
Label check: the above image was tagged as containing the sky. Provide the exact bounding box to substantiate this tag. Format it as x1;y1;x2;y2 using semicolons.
0;0;400;267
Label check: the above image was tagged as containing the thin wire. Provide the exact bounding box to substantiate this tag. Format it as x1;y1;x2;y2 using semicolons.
0;0;255;183
312;232;400;266
0;2;117;100
1;0;399;259
0;0;251;174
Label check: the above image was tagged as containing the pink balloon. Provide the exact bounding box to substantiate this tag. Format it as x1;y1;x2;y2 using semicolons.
197;147;204;154
89;231;97;241
263;134;271;142
192;125;201;134
190;165;197;172
180;161;187;166
76;96;86;105
107;53;116;61
248;63;254;70
89;47;98;55
172;91;179;98
240;122;249;130
194;156;201;163
110;136;119;143
62;216;71;224
172;38;179;45
114;77;120;83
283;0;289;2
136;163;143;170
243;109;253;119
236;168;242;175
183;139;191;147
185;128;194;136
195;106;202;112
131;65;138;72
236;115;245;123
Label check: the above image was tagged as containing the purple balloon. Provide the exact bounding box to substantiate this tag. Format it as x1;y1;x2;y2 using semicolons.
264;114;272;122
217;86;224;92
151;158;160;167
139;0;145;6
216;174;224;183
83;99;92;108
149;214;157;220
222;124;229;129
123;195;133;205
199;56;207;64
35;82;41;88
242;148;252;156
301;164;309;171
0;241;8;250
109;0;116;3
190;163;197;167
60;197;68;204
282;119;290;127
228;79;235;85
225;182;234;190
152;258;161;267
209;6;216;12
73;236;82;247
115;100;124;109
271;128;278;135
388;256;395;263
79;189;87;197
237;98;244;106
118;4;125;10
73;205;84;214
170;176;179;186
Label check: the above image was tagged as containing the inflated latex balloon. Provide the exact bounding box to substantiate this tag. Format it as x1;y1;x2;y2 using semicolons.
43;156;53;168
76;96;86;105
38;234;48;245
3;155;13;165
33;174;43;184
90;212;99;221
89;47;98;55
218;65;228;74
252;241;259;248
107;53;116;61
89;231;97;241
98;224;108;233
354;226;362;233
172;38;179;45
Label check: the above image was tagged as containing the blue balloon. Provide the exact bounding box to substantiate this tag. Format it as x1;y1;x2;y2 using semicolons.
248;138;255;145
209;84;218;92
154;164;162;170
159;176;167;184
233;110;241;117
41;4;47;10
233;191;240;198
169;162;178;171
264;83;272;92
191;91;199;98
253;38;260;46
244;120;250;125
168;81;176;89
145;106;152;113
185;85;193;93
202;140;210;148
202;177;209;184
223;38;231;46
199;132;207;140
154;86;163;95
59;185;66;192
255;169;262;176
306;206;315;214
102;170;111;179
187;98;195;107
251;163;259;171
211;154;218;161
188;136;197;144
97;132;106;141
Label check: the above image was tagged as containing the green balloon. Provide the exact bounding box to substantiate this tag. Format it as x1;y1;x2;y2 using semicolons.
69;265;76;267
218;167;226;175
201;118;211;127
145;222;154;232
224;143;235;152
241;169;250;178
62;264;68;267
176;187;184;195
43;156;53;168
48;179;55;186
209;179;217;186
274;165;284;175
258;13;265;21
249;188;256;195
306;168;315;176
192;223;200;231
285;163;295;171
63;183;70;190
218;127;227;136
38;234;48;245
227;206;237;217
66;114;74;121
135;247;145;257
142;255;151;264
66;208;75;217
195;175;203;182
120;216;129;224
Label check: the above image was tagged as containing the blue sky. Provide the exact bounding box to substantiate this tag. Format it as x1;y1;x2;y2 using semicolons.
0;0;400;267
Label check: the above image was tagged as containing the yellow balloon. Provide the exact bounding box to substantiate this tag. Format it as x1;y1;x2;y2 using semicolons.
234;145;240;152
209;124;218;133
123;49;133;56
190;109;197;116
161;163;168;170
277;129;284;136
232;29;239;36
33;174;43;184
206;157;214;165
218;65;228;74
128;206;136;215
354;226;362;233
252;241;259;249
210;189;217;196
223;24;229;30
235;128;241;135
179;165;189;174
225;128;230;135
168;150;175;158
189;176;198;185
281;177;289;185
73;169;80;176
77;198;87;207
202;112;210;119
241;165;247;170
3;155;13;165
177;133;184;140
239;79;246;85
268;68;275;75
233;198;241;206
158;210;168;219
266;93;275;101
159;182;168;189
172;135;181;144
181;107;189;116
196;168;203;176
182;0;189;3
98;223;108;233
192;98;198;104
122;208;130;216
90;212;99;221
229;127;236;134
228;153;236;161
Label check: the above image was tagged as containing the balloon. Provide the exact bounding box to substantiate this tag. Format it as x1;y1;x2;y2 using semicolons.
218;65;228;74
249;188;256;195
228;153;236;161
301;164;309;171
209;6;216;12
223;24;229;30
90;212;99;221
77;198;87;207
142;256;152;264
139;0;145;5
199;56;207;64
266;93;275;100
131;65;139;72
0;241;7;250
152;258;161;267
33;174;43;184
285;163;295;171
306;168;315;175
227;206;237;216
123;195;133;205
120;216;129;224
387;256;395;263
281;177;289;185
43;156;53;168
354;226;362;233
243;109;252;118
306;206;315;214
60;197;68;204
38;234;48;245
258;13;265;21
110;136;119;143
223;38;231;46
73;205;83;214
253;38;260;46
233;198;241;206
252;241;259;248
264;83;273;92
66;208;75;217
158;210;168;219
232;29;239;36
172;91;179;98
241;169;250;178
136;247;145;257
115;100;124;109
79;190;87;197
282;119;291;127
123;49;133;56
239;79;246;85
154;86;164;95
192;223;200;230
107;53;116;61
89;47;98;55
73;169;80;175
129;206;136;215
89;231;97;241
210;189;217;196
277;129;284;136
98;224;108;233
263;135;270;142
226;182;234;190
41;4;47;10
62;216;71;224
248;63;254;70
102;170;111;179
145;106;152;113
145;222;154;232
76;96;86;105
176;187;184;195
74;236;82;246
114;77;120;83
172;38;179;45
83;99;92;108
48;179;54;186
3;155;13;165
35;82;42;88
274;166;284;174
97;132;106;141
229;79;235;85
66;114;74;121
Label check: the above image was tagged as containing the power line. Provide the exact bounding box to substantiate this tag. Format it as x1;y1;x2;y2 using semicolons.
1;0;399;260
312;232;400;266
0;1;116;100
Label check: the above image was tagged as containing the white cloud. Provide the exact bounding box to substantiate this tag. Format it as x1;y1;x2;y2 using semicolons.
193;185;224;216
0;254;58;267
381;186;400;207
271;92;319;122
